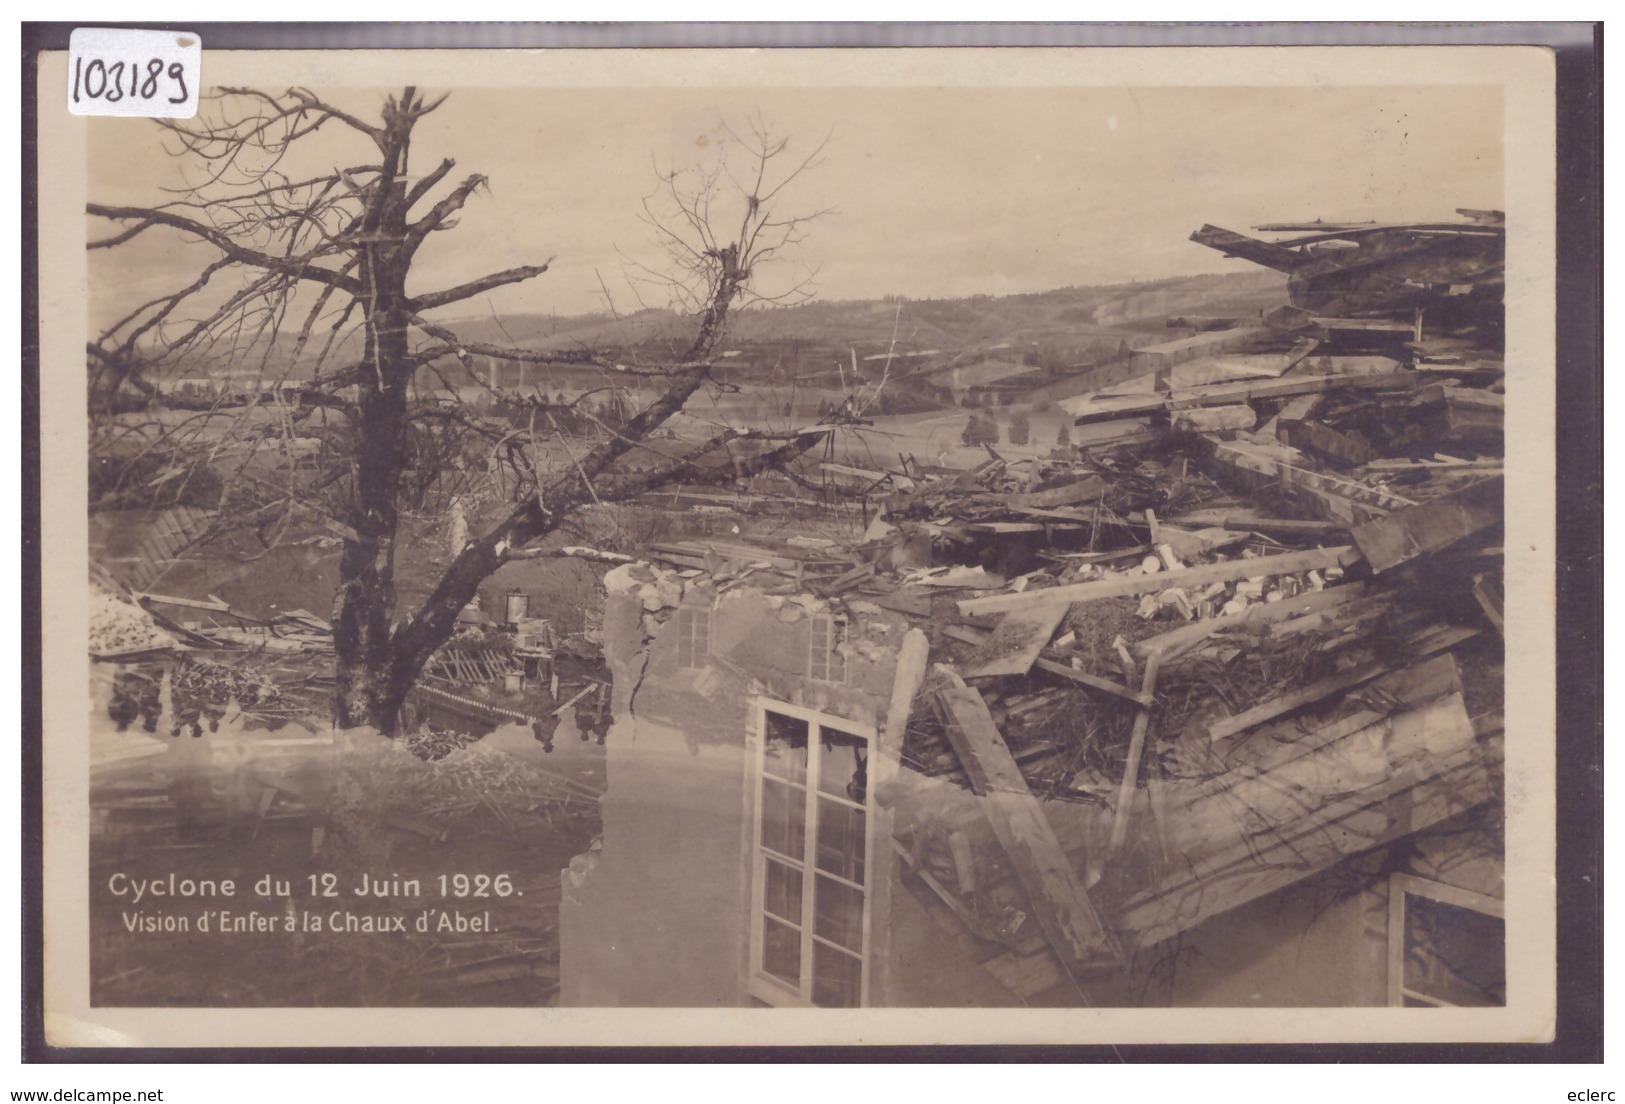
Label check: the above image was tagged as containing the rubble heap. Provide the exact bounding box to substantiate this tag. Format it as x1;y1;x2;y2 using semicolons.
619;212;1506;985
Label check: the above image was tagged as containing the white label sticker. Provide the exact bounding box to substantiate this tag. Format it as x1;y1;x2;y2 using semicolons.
68;28;200;118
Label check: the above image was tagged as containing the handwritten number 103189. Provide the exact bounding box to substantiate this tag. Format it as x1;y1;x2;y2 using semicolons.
73;56;189;105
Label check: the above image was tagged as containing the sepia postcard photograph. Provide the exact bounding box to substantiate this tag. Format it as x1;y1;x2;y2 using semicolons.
30;32;1572;1051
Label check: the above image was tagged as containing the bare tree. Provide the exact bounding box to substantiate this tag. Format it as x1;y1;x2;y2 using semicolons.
628;117;830;316
88;87;837;733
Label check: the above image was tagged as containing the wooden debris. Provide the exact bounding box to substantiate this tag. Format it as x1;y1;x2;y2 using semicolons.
894;840;1006;945
958;545;1354;616
1276;394;1322;423
1170;404;1256;433
1121;697;1493;951
1031;658;1154;709
1203;653;1462;748
948;830;978;896
1348;475;1503;572
1277;419;1375;466
935;683;1120;969
1068;368;1420;426
960;603;1069;679
1108;650;1164;856
1445;388;1505;433
1362;457;1502;473
883;628;931;742
945;624;1151;707
1133;582;1371;660
137;592;231;613
1007;474;1106;510
1200;659;1392;743
1473;574;1505;635
1169;508;1349;538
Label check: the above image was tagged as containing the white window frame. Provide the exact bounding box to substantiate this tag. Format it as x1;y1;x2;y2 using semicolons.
747;698;875;1008
674;607;710;668
1387;872;1505;1007
808;614;848;683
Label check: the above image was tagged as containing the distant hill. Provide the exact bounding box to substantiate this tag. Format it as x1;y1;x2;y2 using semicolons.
442;268;1289;364
156;269;1288;384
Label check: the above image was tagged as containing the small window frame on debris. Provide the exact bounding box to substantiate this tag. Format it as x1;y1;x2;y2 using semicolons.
674;606;711;668
808;614;848;684
1387;872;1506;1008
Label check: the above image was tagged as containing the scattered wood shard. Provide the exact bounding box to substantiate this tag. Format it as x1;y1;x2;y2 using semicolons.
1348;475;1503;572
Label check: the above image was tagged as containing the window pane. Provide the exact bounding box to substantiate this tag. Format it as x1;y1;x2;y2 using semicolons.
760;779;805;859
761;918;801;986
813;873;865;953
815;797;866;884
1404;898;1506;1007
817;728;868;802
812;942;862;1008
762;857;803;924
763;712;808;784
676;609;710;668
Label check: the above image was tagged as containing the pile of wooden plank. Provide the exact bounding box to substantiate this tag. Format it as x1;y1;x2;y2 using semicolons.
847;338;1505;991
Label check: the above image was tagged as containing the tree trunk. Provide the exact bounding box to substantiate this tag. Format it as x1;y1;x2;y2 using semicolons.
333;271;413;732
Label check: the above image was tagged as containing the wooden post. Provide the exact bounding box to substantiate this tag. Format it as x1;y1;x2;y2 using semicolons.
1108;649;1163;856
936;683;1122;971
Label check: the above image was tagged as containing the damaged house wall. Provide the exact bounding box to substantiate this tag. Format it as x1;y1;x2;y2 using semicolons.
559;562;918;1007
561;553;1501;1008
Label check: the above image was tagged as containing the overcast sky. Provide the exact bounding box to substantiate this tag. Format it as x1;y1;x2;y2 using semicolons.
88;82;1503;326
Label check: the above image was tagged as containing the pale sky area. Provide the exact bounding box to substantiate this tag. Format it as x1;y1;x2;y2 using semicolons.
88;83;1503;328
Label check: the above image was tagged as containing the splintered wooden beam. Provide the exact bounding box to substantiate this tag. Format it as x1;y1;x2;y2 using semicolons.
1189;224;1316;272
1202;660;1390;743
936;685;1121;970
1169;508;1348;535
1203;654;1463;745
1032;658;1155;708
957;545;1354;616
136;592;231;613
1348;476;1503;572
1108;650;1164;856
